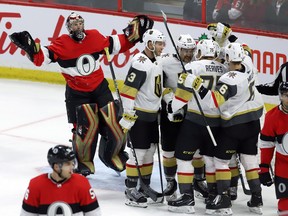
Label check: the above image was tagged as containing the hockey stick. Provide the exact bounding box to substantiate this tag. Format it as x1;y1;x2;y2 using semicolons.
236;154;252;195
156;142;164;202
104;48;158;202
161;10;217;147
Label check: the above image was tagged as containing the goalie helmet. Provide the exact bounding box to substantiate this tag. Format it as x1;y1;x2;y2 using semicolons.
195;39;217;60
66;12;85;41
47;145;75;167
177;34;196;50
225;42;245;62
142;29;165;49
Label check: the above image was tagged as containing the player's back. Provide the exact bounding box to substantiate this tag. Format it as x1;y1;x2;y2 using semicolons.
185;59;228;126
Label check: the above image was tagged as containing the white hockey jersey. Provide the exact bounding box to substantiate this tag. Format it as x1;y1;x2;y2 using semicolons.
173;59;228;126
202;56;264;127
120;52;163;121
161;53;184;91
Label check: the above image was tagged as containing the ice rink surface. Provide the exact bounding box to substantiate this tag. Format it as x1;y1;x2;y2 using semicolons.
0;79;278;215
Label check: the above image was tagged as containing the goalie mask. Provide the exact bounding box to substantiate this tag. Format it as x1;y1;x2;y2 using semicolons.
66;12;85;41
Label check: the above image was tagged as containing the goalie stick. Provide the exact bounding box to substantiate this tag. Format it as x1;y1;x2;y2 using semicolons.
161;10;217;147
104;48;160;202
236;154;252;195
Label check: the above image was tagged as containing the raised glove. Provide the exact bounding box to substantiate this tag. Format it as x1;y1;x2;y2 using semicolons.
259;164;273;187
119;110;138;133
9;31;40;62
123;15;154;44
180;73;203;91
167;101;184;122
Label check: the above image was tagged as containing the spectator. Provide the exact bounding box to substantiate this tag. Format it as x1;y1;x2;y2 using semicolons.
183;0;218;22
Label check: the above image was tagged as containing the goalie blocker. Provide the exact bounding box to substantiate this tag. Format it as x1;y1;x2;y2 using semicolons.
73;101;128;176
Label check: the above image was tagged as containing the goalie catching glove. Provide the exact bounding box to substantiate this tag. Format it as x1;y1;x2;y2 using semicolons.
123;15;154;44
119;110;138;133
9;31;40;62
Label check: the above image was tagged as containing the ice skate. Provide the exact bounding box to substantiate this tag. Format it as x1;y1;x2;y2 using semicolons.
206;194;233;215
193;178;208;199
139;186;164;204
168;193;195;214
229;186;238;201
164;179;177;202
247;192;263;215
125;188;148;208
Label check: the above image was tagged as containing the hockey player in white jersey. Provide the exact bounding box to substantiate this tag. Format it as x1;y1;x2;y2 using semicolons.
208;22;255;200
119;29;165;208
167;39;227;214
181;43;264;215
160;34;208;201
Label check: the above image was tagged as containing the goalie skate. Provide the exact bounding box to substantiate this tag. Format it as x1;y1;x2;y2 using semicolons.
125;188;147;208
168;193;195;214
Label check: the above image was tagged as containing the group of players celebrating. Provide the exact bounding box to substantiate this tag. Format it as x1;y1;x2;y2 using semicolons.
10;12;288;216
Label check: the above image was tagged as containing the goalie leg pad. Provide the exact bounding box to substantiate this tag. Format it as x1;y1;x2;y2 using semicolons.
73;103;99;174
98;100;128;172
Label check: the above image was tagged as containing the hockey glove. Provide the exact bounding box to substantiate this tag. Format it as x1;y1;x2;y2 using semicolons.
123;15;154;44
167;101;184;122
259;164;273;187
9;31;40;62
180;73;203;91
119;110;138;133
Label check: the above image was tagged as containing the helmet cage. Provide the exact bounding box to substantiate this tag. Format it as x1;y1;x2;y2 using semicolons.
66;12;85;41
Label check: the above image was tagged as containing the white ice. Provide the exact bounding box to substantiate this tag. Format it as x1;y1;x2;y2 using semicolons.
0;79;278;216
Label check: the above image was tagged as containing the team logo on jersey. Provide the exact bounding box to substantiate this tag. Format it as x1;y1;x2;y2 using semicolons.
154;75;162;97
227;71;237;78
137;56;147;63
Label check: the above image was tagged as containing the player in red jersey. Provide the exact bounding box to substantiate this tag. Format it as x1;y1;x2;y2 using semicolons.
20;145;101;216
9;12;154;176
259;82;288;215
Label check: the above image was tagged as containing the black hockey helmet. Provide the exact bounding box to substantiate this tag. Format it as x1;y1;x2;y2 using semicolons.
279;82;288;95
47;145;75;167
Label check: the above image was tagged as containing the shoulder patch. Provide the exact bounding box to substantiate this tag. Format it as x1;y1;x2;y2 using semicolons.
227;71;237;78
137;56;147;63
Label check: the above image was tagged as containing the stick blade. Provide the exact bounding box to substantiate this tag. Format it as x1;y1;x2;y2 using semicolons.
161;10;167;21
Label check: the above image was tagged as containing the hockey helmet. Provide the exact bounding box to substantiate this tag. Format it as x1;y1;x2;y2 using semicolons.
66;12;85;41
225;43;244;62
195;39;217;60
177;34;196;50
142;29;166;49
279;82;288;95
47;145;76;167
